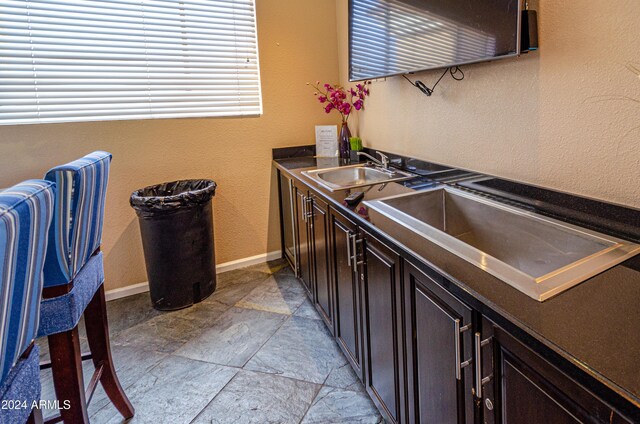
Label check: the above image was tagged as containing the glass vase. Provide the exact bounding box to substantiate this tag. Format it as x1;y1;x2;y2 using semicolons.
339;121;351;160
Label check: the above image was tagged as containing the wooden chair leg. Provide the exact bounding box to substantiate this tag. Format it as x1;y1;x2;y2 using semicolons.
48;327;89;424
84;284;135;420
27;407;43;424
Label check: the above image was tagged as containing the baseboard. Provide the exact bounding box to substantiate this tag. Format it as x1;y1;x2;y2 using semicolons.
104;250;283;302
214;250;282;274
105;282;150;302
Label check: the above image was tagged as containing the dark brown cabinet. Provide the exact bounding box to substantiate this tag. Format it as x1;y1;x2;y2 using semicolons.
361;229;405;424
277;170;296;270
293;182;334;331
329;208;364;379
294;183;312;296
403;262;475;424
278;171;635;424
309;195;333;331
478;317;631;424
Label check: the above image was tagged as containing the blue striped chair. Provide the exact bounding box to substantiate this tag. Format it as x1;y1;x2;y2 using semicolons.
38;152;134;423
0;180;55;424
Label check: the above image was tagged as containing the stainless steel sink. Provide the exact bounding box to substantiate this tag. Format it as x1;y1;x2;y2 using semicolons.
302;164;415;191
364;187;640;301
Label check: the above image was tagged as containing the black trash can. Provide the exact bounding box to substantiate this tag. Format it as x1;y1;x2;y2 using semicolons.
130;179;217;311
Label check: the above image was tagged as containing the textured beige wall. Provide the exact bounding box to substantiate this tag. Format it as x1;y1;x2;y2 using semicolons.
337;0;640;208
0;0;340;290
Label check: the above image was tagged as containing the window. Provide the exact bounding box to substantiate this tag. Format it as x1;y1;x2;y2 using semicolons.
0;0;262;125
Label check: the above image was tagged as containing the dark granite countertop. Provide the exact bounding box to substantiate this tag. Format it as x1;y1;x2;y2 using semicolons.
272;149;640;421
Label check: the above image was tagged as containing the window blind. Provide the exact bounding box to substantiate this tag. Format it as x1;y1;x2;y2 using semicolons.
0;0;262;125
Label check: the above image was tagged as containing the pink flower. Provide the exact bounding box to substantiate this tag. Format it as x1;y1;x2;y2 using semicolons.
311;80;369;119
339;103;351;115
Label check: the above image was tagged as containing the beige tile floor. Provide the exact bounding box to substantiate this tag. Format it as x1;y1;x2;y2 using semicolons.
37;260;383;423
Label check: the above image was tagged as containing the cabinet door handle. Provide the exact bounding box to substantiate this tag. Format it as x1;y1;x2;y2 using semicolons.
454;319;472;380
306;198;314;224
346;231;352;268
351;234;361;269
350;233;357;269
474;332;493;398
301;195;307;222
354;238;364;266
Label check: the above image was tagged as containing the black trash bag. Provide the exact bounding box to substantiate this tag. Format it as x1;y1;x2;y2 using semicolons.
130;179;216;216
130;179;217;311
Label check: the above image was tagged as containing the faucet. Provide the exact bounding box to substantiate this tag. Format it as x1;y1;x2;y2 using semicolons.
356;151;390;169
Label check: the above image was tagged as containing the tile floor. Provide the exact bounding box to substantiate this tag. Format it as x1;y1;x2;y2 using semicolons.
37;260;383;424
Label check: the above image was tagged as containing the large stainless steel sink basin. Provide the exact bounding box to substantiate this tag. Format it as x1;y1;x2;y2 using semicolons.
364;187;640;301
302;164;415;191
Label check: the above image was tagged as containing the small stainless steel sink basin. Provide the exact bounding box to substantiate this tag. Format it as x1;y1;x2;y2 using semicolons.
302;164;415;191
364;187;640;301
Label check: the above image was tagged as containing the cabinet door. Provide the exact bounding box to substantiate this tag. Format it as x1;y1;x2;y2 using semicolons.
330;208;363;379
403;263;474;424
361;230;404;424
278;171;296;270
295;186;312;297
310;195;333;331
479;317;629;424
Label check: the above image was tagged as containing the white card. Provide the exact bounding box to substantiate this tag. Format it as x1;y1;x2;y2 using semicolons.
315;125;338;158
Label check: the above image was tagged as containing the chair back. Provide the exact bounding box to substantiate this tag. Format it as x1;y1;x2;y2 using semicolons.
43;151;112;288
0;180;54;385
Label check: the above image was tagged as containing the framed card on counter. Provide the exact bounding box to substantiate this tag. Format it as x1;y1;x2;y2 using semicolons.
315;125;338;157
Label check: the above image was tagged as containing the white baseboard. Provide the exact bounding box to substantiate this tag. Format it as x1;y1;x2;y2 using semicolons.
214;250;282;274
104;250;283;302
105;282;150;302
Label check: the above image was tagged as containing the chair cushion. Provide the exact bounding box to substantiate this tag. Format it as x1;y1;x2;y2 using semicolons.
43;151;111;288
38;252;104;337
0;180;54;387
0;344;41;424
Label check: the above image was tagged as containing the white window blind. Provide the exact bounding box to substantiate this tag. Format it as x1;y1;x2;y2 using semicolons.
0;0;262;125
